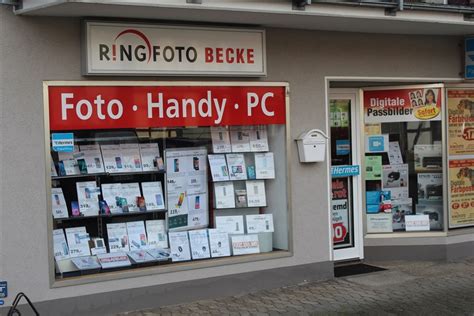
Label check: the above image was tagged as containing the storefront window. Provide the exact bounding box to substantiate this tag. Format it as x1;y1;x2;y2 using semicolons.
363;85;444;233
47;83;289;279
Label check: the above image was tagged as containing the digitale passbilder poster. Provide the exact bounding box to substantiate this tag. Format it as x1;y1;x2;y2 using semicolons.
364;86;442;123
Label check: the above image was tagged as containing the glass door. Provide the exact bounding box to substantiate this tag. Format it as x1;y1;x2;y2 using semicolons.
329;90;363;261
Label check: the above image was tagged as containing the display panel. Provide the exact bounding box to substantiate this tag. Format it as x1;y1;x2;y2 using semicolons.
46;82;289;279
363;85;445;233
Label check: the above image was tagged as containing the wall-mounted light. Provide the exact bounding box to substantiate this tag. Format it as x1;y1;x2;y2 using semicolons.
292;0;311;10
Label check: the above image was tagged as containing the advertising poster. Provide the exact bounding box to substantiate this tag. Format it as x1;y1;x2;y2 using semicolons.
365;156;382;180
447;89;474;155
367;213;393;233
417;173;443;201
363;86;442;123
365;135;389;153
165;148;208;231
331;178;351;247
388;141;404;165
208;229;231;258
414;144;442;172
417;202;443;231
392;198;413;231
330;99;350;128
449;159;474;227
382;164;409;200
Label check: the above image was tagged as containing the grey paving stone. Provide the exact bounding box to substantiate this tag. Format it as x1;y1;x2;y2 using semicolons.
118;258;474;315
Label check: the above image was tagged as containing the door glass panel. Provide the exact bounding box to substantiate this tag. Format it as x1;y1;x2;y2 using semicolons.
330;99;354;249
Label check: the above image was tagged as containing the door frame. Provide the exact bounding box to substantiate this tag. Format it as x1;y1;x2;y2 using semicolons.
329;89;364;261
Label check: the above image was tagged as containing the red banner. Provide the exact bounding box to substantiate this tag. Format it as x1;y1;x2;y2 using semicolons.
47;85;287;131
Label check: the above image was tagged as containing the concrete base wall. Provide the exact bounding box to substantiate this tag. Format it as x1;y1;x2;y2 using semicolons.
365;241;474;262
1;261;333;316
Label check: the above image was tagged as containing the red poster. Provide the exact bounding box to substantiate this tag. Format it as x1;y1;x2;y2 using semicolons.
47;85;287;131
363;86;442;123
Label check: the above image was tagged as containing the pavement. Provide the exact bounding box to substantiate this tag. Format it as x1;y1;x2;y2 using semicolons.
120;258;474;315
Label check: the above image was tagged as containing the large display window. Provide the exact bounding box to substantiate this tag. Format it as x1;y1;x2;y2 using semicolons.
362;84;445;233
45;82;290;280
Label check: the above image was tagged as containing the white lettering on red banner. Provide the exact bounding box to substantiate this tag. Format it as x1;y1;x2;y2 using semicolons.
84;21;266;76
48;85;286;131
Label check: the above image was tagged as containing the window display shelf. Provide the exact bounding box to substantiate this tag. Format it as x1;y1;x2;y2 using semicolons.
212;179;273;183
214;206;267;210
53;209;167;221
52;170;166;180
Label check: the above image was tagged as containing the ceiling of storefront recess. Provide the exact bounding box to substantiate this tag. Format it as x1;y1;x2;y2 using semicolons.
14;0;474;36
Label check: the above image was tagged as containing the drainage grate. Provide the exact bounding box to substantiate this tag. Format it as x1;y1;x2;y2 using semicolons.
334;264;387;278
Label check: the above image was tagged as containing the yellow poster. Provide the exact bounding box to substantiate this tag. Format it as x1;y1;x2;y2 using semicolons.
449;159;474;227
447;89;474;155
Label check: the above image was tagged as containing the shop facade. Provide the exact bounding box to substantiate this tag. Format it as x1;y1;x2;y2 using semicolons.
1;2;474;314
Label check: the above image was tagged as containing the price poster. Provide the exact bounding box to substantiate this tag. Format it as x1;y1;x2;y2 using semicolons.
169;231;191;262
249;125;269;152
120;143;142;172
101;183;123;214
246;214;274;233
51;188;69;219
141;182;165;210
126;221;148;250
106;223;130;253
208;229;231;258
188;229;211;260
146;220;168;249
65;227;91;258
139;143;161;171
165;147;208;230
447;89;474;155
76;181;100;216
100;144;123;173
53;229;70;260
211;126;232;153
78;144;105;174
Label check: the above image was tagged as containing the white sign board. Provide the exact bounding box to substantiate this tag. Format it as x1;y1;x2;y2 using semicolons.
405;215;430;232
83;21;266;76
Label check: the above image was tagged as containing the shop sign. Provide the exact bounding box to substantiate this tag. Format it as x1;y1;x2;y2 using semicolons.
331;165;360;178
51;133;74;152
448;159;474;228
47;84;286;131
465;37;474;80
363;86;442;123
83;21;266;76
447;89;474;156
